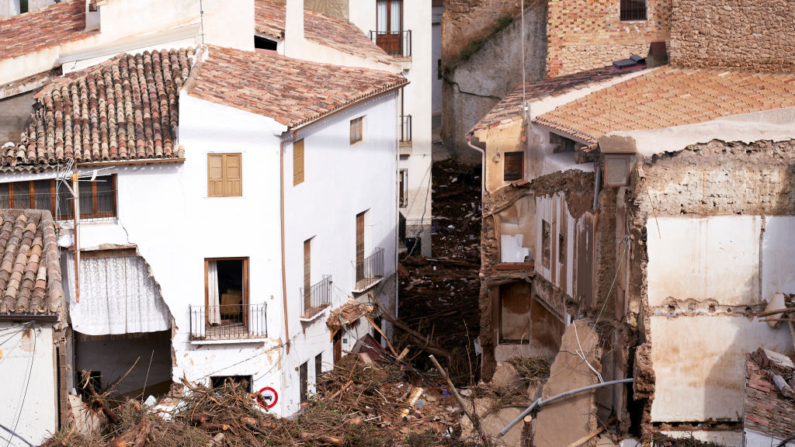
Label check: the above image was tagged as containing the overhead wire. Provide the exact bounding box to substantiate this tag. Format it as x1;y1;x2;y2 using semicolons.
6;322;36;447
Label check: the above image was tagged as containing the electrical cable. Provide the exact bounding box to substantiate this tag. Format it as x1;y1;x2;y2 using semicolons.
0;423;33;447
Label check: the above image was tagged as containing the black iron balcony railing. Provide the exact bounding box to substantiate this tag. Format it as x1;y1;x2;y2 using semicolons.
300;275;332;318
189;303;267;341
353;247;384;292
400;115;412;143
369;30;411;58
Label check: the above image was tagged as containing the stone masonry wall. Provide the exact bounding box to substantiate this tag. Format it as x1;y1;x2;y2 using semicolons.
442;0;523;66
547;0;671;77
0;92;34;145
670;0;795;72
271;0;349;20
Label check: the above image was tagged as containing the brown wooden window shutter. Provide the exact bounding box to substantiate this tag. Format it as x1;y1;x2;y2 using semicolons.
355;212;365;282
503;152;524;182
208;154;243;197
293;139;305;185
350;117;363;144
304;239;311;312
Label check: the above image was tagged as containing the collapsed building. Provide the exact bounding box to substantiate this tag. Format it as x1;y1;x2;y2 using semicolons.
467;1;795;444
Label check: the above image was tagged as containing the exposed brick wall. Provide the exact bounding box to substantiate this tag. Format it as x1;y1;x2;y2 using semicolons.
442;0;523;65
670;0;795;72
547;0;671;77
0;91;33;145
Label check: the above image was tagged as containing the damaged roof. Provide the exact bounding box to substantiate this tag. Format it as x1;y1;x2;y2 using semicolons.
744;350;795;441
534;67;795;144
255;0;398;68
0;210;63;316
0;0;96;62
469;66;642;135
189;45;408;128
2;48;196;169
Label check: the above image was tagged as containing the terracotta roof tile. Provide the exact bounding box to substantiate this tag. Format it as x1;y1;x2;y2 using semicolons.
534;67;795;144
255;0;397;68
189;45;407;128
744;353;795;440
470;66;641;135
0;210;62;316
3;48;196;168
0;0;96;62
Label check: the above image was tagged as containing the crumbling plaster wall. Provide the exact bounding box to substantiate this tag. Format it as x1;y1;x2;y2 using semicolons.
443;3;546;164
625;138;795;428
270;0;349;20
670;0;795;72
546;0;671;77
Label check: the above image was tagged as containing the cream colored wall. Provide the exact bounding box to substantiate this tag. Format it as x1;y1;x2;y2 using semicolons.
476;120;526;193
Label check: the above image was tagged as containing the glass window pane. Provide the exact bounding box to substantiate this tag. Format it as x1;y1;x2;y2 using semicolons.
12;182;30;209
0;184;8;209
79;183;93;215
96;176;114;214
34;181;51;211
57;185;73;220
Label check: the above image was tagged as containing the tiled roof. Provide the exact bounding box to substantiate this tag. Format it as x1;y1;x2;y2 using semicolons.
744;350;795;441
534;67;795;144
255;0;397;68
0;0;96;62
470;66;642;135
2;48;196;168
189;45;407;128
0;210;63;316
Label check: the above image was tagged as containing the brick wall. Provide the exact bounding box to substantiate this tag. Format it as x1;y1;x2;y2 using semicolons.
0;92;33;145
547;0;671;77
670;0;795;72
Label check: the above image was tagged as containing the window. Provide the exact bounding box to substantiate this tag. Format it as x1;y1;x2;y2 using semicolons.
541;220;551;268
355;212;366;282
620;0;647;21
376;0;403;56
315;353;323;378
299;362;308;403
350;117;363;144
303;239;311;314
19;0;28;14
437;59;442;80
558;234;565;265
254;36;277;51
604;154;631;187
204;258;254;339
293;139;304;185
211;376;252;393
399;169;408;208
0;177;116;220
503;152;524;182
208;154;242;197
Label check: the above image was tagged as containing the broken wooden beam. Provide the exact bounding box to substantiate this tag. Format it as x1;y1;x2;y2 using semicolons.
429;355;490;446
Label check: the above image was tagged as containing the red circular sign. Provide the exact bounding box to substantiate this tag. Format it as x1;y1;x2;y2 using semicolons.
256;387;278;409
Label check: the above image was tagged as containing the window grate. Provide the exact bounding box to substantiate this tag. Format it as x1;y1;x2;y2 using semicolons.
620;0;647;21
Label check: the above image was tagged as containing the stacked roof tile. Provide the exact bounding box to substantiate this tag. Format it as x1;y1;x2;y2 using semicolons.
255;0;397;68
534;67;795;143
0;210;63;316
2;48;196;168
0;0;96;62
744;349;795;441
470;66;642;135
189;45;407;128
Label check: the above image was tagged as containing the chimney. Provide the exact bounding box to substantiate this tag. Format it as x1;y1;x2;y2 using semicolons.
284;0;305;58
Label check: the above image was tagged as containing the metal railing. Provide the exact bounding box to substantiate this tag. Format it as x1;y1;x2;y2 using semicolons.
369;30;412;58
400;115;412;143
189;303;267;340
300;275;332;318
353;247;384;291
0;190;117;221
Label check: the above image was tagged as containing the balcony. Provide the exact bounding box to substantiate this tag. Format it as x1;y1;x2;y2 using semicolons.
353;247;384;293
300;275;332;321
400;115;412;144
189;303;267;342
369;30;411;59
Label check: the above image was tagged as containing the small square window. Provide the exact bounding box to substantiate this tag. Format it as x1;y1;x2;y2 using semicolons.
604;155;631;186
620;0;647;21
350;117;363;145
208;154;242;197
503;152;524;182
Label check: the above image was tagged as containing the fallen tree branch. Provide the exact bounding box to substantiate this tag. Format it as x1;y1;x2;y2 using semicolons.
429;355;490;446
376;304;451;359
300;432;343;445
81;371;120;425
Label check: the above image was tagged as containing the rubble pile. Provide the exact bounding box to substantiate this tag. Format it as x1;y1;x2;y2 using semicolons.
399;159;483;384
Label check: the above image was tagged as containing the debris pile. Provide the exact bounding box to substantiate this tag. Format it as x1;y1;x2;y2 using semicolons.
399;159;483;384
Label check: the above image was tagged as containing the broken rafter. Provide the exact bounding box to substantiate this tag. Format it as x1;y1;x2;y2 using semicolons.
755;307;795;318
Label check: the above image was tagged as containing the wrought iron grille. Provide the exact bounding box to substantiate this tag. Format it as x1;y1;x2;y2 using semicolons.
300;275;332;318
353;247;385;291
369;30;412;58
189;303;267;340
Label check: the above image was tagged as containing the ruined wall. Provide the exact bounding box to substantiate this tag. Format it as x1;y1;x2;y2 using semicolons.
0;92;34;145
271;0;349;20
546;0;671;77
626;139;795;429
442;3;547;164
441;0;523;64
670;0;795;72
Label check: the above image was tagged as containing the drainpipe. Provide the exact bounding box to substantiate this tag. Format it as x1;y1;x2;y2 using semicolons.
394;91;400;320
280;131;297;354
593;159;601;210
465;132;487;202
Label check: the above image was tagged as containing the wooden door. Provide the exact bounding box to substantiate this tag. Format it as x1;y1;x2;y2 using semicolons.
333;331;342;363
499;282;533;343
304;239;311;312
376;0;402;55
356;212;365;282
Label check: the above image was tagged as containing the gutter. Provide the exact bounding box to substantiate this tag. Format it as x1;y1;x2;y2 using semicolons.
279;131;297;354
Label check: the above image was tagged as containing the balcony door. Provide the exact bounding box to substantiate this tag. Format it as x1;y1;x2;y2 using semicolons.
356;212;365;282
376;0;402;55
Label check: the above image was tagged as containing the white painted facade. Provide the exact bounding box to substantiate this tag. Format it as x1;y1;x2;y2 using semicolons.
0;322;58;447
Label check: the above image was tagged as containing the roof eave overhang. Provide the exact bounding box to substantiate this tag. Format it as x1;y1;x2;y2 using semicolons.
532;121;598;146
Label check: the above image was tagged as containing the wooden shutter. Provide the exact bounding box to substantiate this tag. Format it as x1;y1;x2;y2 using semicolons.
503;152;524;182
208;154;224;197
303;239;311;311
293;139;304;185
355;212;365;282
224;154;242;196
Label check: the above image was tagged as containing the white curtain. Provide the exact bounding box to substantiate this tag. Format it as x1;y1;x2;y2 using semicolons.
390;0;401;33
66;255;171;335
377;0;388;32
207;261;221;325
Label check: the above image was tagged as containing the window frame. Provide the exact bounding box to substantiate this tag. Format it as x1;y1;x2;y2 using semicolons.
603;154;632;187
503;151;524;182
207;153;243;197
0;176;117;221
350;117;364;145
204;257;250;328
619;0;647;21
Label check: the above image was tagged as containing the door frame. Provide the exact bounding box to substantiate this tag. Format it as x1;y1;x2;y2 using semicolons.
204;257;250;327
